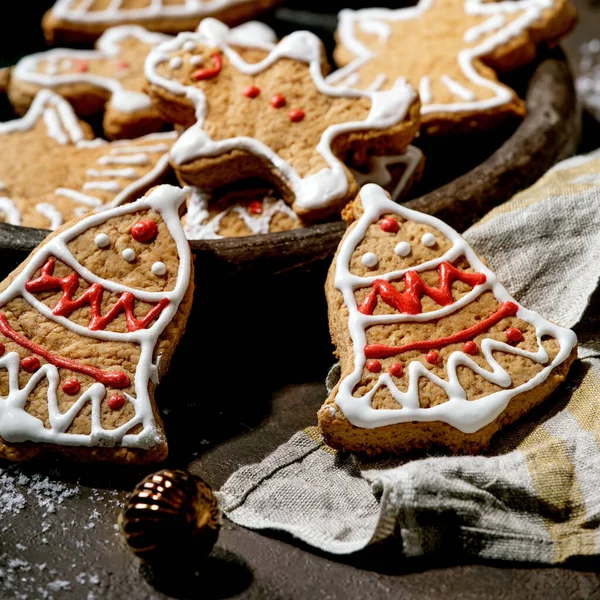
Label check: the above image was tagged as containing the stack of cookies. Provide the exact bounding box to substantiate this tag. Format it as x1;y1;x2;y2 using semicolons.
0;0;579;463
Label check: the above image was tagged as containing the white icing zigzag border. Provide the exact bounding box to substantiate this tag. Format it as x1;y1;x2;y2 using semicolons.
145;19;417;212
333;184;577;434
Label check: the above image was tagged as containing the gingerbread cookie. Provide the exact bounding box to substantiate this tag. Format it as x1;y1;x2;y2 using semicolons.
0;90;176;230
145;19;420;222
184;188;301;239
11;26;172;140
0;184;193;463
330;0;577;134
43;0;282;45
318;184;577;455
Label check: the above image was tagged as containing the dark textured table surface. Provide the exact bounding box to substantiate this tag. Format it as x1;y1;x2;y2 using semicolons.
1;2;600;599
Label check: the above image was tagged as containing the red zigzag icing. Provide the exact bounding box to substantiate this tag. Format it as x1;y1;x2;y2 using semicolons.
25;259;169;332
358;262;487;316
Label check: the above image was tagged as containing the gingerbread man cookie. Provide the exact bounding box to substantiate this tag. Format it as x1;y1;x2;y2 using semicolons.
43;0;282;45
0;185;193;463
330;0;577;134
318;184;577;455
11;26;172;140
0;90;176;230
146;19;420;221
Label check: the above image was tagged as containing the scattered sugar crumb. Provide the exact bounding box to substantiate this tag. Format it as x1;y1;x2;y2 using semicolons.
47;579;71;591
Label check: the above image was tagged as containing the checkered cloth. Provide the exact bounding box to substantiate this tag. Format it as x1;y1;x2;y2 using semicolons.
218;148;600;561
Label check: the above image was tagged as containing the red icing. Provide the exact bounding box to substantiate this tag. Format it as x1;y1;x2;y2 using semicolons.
380;218;399;233
289;109;305;123
358;262;487;316
248;201;263;215
0;343;5;356
505;327;524;344
365;301;519;359
131;220;158;243
74;59;88;73
0;313;129;388
117;61;130;69
463;340;478;355
426;351;440;365
243;85;261;98
271;95;286;109
62;379;81;395
192;52;222;81
22;356;40;372
390;363;403;377
108;394;126;410
366;359;382;373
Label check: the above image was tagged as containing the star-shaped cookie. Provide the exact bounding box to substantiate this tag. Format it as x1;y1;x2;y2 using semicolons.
330;0;577;134
146;19;420;221
43;0;282;45
0;90;176;230
11;26;172;139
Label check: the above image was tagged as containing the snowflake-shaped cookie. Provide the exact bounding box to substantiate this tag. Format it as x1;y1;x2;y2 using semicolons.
146;19;420;220
330;0;577;134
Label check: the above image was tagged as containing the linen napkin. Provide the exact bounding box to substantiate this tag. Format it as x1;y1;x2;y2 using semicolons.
218;148;600;562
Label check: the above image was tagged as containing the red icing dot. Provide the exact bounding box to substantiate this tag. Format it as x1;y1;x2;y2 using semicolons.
117;60;130;69
390;363;403;377
74;59;88;73
22;356;40;372
62;379;81;395
248;201;263;215
243;85;261;98
426;351;440;365
0;343;5;356
366;359;382;373
131;220;158;243
380;217;399;233
463;341;478;355
109;394;126;411
271;94;286;108
289;109;305;123
505;328;524;344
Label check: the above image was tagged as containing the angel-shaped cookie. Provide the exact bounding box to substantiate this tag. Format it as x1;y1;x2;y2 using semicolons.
319;184;577;454
330;0;577;134
11;26;172;139
146;19;420;221
0;185;193;463
0;90;176;230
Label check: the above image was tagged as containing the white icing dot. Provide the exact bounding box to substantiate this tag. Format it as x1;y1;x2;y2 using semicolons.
122;248;135;262
151;261;167;276
169;56;182;70
361;252;379;268
183;41;196;52
329;407;337;418
190;55;204;66
395;241;411;257
94;233;110;249
422;233;436;247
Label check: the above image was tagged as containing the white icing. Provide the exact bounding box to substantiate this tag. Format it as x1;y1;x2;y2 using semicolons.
84;181;123;193
98;154;150;165
182;41;196;52
151;261;167;276
51;0;277;26
86;168;138;179
146;19;417;212
55;188;103;207
421;232;436;247
169;56;183;70
0;182;6;191
14;26;172;114
0;185;191;450
190;55;204;66
122;248;136;262
35;203;63;230
361;252;379;268
418;76;432;104
75;207;90;217
351;146;423;202
395;241;411;257
94;232;110;248
333;184;577;433
333;0;555;114
183;188;298;240
441;75;475;101
0;198;21;226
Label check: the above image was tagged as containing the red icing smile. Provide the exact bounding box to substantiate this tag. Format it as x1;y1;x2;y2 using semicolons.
192;51;223;81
